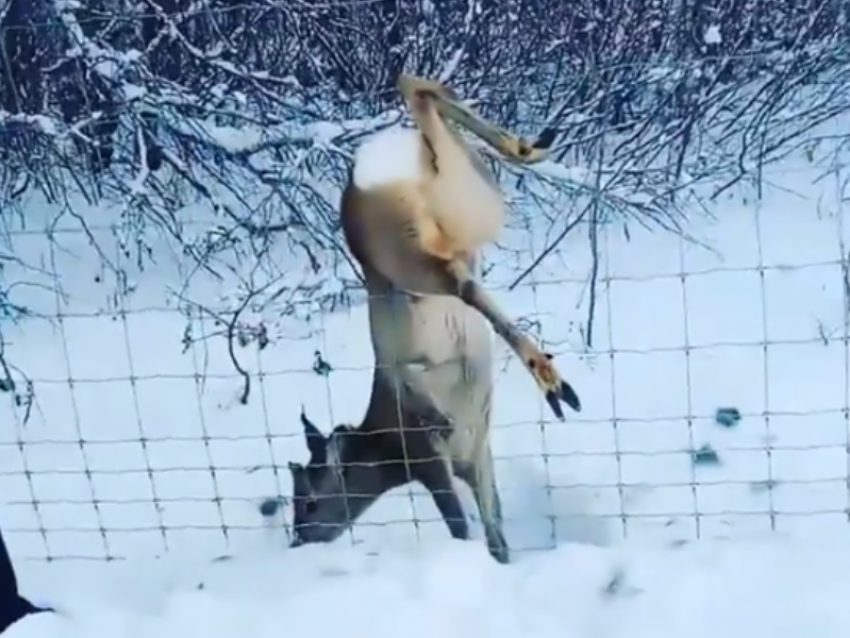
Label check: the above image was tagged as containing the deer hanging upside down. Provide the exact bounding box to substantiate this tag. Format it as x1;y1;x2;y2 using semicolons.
344;74;580;417
283;74;581;563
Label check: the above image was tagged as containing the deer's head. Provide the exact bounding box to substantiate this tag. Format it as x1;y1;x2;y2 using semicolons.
288;410;406;546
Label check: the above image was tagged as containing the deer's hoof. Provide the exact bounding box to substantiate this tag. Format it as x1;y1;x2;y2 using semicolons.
527;353;581;420
486;534;511;565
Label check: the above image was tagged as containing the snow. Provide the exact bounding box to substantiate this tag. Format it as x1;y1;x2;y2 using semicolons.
704;25;722;45
5;540;850;637
352;125;423;189
2;135;850;634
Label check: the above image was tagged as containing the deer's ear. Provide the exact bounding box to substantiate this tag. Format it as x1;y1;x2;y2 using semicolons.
300;409;327;465
327;425;355;466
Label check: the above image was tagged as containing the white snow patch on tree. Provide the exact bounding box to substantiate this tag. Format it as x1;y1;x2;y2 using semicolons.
704;25;722;45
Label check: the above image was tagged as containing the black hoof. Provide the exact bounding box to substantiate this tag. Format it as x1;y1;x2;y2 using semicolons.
486;529;511;564
545;380;581;421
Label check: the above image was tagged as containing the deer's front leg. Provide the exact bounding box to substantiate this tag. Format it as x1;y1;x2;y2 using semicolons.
445;260;582;420
402;425;470;542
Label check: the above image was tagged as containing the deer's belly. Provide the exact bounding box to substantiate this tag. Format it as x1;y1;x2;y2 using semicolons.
372;295;489;363
370;295;493;420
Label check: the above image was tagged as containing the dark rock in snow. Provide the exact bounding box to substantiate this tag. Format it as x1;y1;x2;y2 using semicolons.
714;407;742;428
692;444;721;466
259;498;281;517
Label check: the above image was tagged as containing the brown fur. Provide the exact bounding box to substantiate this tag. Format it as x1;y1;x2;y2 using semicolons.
288;74;580;564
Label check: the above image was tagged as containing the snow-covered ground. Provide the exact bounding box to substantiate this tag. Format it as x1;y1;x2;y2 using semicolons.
2;138;850;635
8;539;850;638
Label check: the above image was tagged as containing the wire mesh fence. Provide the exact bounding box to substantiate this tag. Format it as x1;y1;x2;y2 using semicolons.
3;0;850;562
2;180;850;562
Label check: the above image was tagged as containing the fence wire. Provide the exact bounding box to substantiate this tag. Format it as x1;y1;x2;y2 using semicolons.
3;1;850;561
2;198;849;561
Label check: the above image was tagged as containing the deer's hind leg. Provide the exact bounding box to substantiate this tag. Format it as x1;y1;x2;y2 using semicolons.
443;259;582;420
403;218;581;420
402;189;480;266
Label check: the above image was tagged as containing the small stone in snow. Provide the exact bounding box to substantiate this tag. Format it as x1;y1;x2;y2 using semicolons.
259;498;280;517
714;407;741;428
692;444;721;466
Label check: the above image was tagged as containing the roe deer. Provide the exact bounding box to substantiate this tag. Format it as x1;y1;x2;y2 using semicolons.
284;74;581;564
